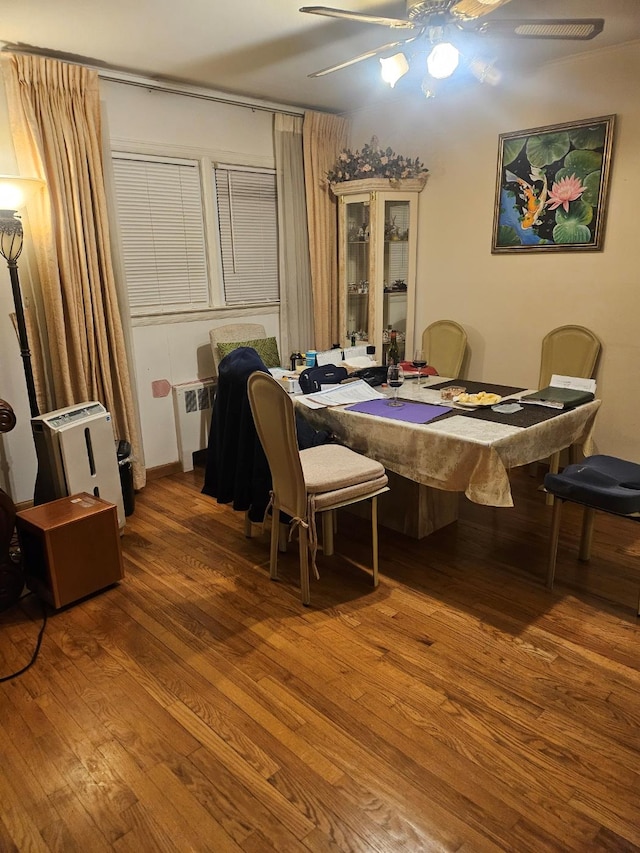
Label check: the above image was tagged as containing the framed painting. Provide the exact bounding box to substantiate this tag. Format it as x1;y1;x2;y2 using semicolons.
492;114;615;253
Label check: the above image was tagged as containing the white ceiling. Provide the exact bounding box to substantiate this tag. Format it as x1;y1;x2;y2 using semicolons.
1;0;639;113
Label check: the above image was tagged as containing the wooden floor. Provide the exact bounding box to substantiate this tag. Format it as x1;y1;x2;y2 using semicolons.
1;466;639;852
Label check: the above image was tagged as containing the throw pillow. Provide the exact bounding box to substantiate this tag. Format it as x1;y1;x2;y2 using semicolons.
217;336;281;368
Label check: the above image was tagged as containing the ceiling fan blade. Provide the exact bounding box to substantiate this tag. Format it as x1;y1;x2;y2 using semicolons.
477;18;604;40
450;0;513;22
307;37;417;77
300;6;415;29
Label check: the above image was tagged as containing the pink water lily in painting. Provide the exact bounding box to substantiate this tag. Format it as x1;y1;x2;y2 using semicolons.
546;173;586;212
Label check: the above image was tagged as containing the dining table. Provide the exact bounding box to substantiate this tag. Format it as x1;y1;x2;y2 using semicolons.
295;375;601;538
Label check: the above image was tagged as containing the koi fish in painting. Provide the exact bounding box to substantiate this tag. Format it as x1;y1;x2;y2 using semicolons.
504;166;548;229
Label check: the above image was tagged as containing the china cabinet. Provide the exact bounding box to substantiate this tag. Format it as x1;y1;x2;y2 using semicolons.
332;176;426;363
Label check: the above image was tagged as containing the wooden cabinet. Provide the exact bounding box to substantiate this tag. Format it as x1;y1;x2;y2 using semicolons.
332;176;426;363
16;493;124;609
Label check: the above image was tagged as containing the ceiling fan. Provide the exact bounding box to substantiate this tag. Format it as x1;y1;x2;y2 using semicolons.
300;1;604;91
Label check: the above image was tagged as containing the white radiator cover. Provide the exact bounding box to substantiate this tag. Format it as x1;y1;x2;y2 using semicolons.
172;379;215;472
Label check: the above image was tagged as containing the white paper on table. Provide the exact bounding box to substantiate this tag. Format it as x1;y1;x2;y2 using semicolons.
267;367;301;394
295;395;328;409
550;374;596;393
343;356;377;369
316;349;342;367
342;345;368;360
304;379;384;407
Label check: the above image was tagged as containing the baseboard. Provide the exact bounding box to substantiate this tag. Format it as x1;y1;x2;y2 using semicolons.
146;461;183;481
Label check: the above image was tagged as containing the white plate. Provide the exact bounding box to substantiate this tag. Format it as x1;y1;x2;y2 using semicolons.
453;395;502;408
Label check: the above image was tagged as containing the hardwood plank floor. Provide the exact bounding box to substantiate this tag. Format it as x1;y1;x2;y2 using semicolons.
1;466;639;852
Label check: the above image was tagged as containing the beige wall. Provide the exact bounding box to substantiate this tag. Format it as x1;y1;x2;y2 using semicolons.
350;41;640;462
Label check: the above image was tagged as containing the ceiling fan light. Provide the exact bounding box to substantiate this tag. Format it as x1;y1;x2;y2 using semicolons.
468;57;501;86
426;42;459;79
380;52;409;87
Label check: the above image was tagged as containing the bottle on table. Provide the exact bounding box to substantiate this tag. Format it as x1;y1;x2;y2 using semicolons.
387;329;399;366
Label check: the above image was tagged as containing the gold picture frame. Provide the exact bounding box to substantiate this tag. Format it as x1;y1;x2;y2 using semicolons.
492;114;615;253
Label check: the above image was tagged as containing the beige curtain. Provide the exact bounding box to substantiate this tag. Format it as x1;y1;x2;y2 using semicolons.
302;111;350;351
274;113;314;359
2;53;145;489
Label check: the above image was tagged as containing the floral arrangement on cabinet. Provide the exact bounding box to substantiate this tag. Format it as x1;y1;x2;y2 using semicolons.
328;136;428;184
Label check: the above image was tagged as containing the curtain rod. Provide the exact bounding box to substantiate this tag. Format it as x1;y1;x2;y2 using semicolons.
0;43;308;117
98;70;306;117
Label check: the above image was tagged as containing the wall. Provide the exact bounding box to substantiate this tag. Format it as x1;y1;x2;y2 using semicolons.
0;76;283;501
350;41;640;462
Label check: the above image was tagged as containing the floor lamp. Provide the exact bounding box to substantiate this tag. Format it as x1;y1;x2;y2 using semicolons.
0;176;45;419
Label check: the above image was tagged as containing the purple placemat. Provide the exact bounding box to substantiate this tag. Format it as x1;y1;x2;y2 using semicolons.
346;399;452;424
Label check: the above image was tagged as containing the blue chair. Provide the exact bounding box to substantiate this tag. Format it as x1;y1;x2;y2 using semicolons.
544;455;640;614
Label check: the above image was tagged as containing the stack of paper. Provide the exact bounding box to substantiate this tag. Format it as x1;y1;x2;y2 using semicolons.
296;380;384;409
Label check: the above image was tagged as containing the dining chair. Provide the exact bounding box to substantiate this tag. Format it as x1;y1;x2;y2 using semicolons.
209;323;272;380
421;319;467;378
544;454;640;615
247;371;389;605
538;324;601;390
537;325;602;501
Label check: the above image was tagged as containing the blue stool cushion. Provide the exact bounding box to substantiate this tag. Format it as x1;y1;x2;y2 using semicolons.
544;455;640;516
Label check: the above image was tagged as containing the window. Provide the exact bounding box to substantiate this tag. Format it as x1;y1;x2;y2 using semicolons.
111;153;280;315
112;153;210;315
214;166;279;306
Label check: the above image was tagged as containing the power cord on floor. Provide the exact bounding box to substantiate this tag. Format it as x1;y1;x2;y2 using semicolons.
0;592;48;683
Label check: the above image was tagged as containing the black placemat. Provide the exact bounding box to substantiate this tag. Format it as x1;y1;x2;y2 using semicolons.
456;400;562;427
441;402;566;427
429;379;526;396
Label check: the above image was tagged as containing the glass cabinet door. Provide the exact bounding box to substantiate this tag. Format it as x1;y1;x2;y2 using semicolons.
345;199;370;343
335;178;424;361
382;199;410;362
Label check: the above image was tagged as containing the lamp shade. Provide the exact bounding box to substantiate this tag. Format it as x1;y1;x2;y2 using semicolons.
0;176;44;212
380;53;410;87
427;42;460;79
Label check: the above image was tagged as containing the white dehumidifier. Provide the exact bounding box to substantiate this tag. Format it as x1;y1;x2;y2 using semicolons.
31;401;126;529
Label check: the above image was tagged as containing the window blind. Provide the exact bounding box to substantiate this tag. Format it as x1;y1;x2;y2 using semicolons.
214;167;279;305
112;155;210;313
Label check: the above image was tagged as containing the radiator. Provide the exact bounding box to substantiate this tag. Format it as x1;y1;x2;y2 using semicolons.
172;379;215;472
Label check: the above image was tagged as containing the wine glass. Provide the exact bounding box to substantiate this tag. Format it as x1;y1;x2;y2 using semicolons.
386;364;405;407
412;348;427;388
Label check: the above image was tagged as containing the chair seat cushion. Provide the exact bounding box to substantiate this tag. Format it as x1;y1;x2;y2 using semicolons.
313;474;389;511
300;444;386;493
544;455;640;516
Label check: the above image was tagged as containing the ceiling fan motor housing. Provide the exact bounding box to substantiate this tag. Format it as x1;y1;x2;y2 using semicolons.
407;1;459;23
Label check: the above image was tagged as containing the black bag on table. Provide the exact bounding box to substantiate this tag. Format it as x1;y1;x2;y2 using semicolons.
352;365;388;387
298;364;348;394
